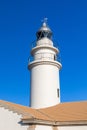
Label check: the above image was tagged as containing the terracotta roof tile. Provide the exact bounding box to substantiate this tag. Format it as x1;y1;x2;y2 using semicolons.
39;101;87;122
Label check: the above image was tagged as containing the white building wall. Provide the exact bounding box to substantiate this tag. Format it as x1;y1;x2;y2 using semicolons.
35;125;87;130
58;126;87;130
0;107;28;130
36;125;52;130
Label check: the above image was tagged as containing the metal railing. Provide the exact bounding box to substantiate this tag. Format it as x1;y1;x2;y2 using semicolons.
28;52;61;63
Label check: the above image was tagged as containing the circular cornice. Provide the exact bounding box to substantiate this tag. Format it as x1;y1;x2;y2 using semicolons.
31;45;59;55
28;60;62;70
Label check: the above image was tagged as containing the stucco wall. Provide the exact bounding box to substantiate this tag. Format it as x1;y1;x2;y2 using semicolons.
36;125;52;130
0;107;28;130
30;64;60;108
35;125;87;130
58;126;87;130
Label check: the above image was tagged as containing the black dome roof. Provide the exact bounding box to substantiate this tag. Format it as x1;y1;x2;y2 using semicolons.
36;22;52;40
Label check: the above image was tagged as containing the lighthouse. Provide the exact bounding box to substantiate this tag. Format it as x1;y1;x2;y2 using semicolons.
28;19;62;108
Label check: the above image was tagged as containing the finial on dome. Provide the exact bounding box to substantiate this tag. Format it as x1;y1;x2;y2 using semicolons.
42;18;48;27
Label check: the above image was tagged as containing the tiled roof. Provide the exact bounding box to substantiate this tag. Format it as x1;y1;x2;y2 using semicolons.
0;100;51;121
39;101;87;122
0;100;87;125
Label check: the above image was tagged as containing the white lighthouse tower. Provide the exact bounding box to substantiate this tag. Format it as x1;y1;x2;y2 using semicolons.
28;19;62;108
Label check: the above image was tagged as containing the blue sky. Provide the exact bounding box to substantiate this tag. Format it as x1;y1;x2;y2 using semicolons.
0;0;87;106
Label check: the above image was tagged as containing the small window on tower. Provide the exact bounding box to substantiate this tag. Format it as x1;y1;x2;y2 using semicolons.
57;88;59;97
54;55;56;60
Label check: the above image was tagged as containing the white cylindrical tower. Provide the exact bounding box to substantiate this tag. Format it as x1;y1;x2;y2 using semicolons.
28;20;62;108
